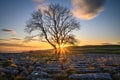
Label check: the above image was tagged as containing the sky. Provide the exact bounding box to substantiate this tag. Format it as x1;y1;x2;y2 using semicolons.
0;0;120;52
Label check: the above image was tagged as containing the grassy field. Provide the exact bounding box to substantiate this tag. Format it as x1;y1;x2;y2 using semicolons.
28;45;120;55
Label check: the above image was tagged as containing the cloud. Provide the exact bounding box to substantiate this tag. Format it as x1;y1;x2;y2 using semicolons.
0;42;36;48
1;29;16;34
23;39;36;43
71;0;106;20
23;36;40;43
10;37;21;40
117;42;120;44
102;43;113;45
36;3;49;12
33;0;106;20
33;0;45;3
33;0;49;12
0;37;21;42
0;39;9;41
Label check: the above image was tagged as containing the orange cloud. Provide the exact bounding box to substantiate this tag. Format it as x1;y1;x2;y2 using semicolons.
71;0;106;20
0;42;36;48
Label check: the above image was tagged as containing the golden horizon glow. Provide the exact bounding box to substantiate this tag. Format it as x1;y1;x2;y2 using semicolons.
0;37;120;53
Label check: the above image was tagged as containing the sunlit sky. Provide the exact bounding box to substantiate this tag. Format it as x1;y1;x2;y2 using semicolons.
0;0;120;52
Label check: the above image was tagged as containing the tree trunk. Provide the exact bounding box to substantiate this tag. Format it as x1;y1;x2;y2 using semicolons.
58;44;64;70
54;44;64;70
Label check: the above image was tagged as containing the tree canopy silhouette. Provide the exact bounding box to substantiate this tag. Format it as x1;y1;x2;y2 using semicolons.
25;4;80;60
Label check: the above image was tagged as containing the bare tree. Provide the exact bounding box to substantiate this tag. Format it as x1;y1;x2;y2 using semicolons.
25;4;80;66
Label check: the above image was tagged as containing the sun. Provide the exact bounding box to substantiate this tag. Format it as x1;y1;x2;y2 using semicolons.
56;44;70;56
56;44;65;49
60;44;64;48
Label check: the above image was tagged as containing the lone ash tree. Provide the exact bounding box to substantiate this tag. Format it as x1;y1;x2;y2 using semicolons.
25;4;80;67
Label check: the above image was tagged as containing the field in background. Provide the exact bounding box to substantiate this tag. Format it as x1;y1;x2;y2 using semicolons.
27;45;120;55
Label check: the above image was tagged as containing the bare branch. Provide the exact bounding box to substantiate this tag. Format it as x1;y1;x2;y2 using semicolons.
25;4;80;49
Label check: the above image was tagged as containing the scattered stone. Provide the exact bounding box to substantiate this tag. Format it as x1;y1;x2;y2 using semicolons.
69;73;112;80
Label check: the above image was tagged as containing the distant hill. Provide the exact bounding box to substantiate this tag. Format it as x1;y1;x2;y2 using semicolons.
66;45;120;54
27;45;120;54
